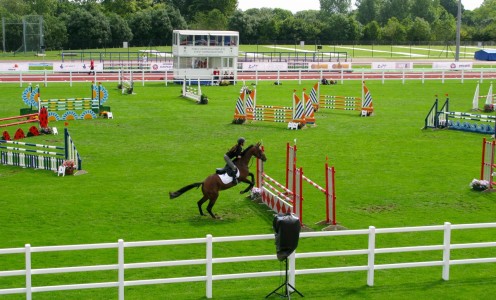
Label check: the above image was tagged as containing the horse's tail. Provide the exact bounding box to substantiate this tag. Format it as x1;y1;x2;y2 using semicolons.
169;182;202;199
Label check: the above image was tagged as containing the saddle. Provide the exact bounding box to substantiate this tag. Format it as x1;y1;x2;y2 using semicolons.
216;167;237;177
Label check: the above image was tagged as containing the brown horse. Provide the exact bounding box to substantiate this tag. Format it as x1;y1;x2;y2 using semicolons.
169;143;267;218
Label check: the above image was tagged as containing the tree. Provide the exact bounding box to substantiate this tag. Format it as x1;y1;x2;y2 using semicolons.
43;15;68;50
63;8;111;49
362;20;381;41
381;17;407;42
228;10;257;42
244;8;279;43
321;14;362;42
431;9;456;42
440;0;459;17
410;0;437;23
101;0;139;17
107;13;133;47
320;0;351;14
356;0;384;25
407;17;431;41
379;0;411;24
175;0;237;22
190;9;227;30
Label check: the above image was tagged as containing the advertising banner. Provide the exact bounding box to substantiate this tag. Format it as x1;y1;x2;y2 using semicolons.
55;63;103;72
432;62;473;70
371;62;414;70
0;63;30;71
307;62;352;70
150;62;174;71
241;62;288;71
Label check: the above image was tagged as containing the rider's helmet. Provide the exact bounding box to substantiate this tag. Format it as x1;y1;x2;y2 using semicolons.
237;137;245;145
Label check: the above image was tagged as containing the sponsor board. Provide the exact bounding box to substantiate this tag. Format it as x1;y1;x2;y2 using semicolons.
432;62;473;70
241;62;288;71
55;63;103;72
308;62;352;70
0;63;30;71
150;62;173;71
372;62;413;70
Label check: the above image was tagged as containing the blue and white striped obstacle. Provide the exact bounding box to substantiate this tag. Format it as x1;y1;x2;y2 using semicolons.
233;86;310;129
424;96;496;134
0;128;82;172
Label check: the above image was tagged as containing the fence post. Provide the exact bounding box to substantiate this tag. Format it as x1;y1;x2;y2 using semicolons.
118;239;125;300
442;222;452;281
206;234;213;298
25;244;32;300
367;226;376;286
289;251;297;290
298;69;301;85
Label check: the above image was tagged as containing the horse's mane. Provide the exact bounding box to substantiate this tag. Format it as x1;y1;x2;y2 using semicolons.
240;144;254;157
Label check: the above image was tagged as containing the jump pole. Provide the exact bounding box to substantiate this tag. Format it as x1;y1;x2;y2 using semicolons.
286;142;337;226
481;137;496;189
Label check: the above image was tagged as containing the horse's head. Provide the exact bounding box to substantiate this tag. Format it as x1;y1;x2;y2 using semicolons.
253;142;267;162
240;142;267;163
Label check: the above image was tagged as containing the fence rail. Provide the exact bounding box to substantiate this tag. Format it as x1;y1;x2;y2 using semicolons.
0;68;496;87
0;222;495;299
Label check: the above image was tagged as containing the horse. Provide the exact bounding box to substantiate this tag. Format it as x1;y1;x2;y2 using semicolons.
169;142;267;218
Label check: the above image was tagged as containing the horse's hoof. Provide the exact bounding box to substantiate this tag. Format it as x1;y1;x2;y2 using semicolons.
169;192;176;199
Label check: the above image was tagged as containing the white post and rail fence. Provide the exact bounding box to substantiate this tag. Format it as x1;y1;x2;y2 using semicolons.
0;222;495;299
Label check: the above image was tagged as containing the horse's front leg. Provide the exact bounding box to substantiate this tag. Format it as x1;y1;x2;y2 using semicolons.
239;172;255;194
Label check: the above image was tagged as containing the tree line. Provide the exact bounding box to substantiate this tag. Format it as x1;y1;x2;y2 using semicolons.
0;0;494;52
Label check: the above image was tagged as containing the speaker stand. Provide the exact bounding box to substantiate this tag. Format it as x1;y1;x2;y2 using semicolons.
265;258;303;299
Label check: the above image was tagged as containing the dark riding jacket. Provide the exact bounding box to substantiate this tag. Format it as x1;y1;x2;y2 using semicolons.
226;144;243;160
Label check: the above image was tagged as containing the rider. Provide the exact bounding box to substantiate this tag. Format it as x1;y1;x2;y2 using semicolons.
216;137;245;185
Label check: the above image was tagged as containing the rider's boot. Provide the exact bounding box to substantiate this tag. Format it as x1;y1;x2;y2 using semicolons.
228;168;238;185
216;167;226;174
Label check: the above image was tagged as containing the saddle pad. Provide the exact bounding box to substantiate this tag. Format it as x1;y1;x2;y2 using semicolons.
218;169;240;184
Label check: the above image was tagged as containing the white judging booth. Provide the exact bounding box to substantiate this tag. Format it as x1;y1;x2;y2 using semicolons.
172;30;239;84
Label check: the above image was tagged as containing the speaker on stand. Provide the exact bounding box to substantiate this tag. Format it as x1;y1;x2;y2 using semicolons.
266;213;304;299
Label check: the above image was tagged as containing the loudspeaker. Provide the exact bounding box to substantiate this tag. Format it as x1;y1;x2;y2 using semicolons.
273;213;301;261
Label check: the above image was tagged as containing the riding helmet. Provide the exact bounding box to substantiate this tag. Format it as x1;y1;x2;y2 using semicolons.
237;137;245;145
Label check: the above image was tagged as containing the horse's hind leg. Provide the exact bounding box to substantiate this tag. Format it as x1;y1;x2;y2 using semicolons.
197;197;208;216
206;195;219;219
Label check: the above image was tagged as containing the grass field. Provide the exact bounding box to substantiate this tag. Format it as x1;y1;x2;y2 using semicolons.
0;78;495;299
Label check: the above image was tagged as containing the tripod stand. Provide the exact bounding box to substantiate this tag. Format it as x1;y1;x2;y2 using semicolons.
265;258;303;299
